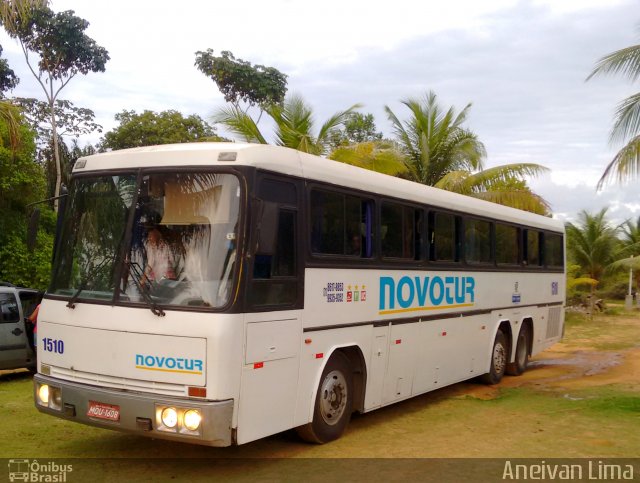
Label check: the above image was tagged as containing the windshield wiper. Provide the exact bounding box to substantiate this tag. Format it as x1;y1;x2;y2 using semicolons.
126;261;165;317
66;257;113;309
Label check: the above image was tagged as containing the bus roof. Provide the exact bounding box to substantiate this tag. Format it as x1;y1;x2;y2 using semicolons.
75;142;564;233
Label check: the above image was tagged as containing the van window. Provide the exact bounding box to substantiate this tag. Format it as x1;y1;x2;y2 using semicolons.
0;293;20;323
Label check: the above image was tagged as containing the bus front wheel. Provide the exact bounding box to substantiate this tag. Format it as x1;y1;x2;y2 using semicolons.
481;330;507;385
296;352;353;443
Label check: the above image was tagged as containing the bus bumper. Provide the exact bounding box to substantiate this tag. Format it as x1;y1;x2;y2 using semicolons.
33;374;234;446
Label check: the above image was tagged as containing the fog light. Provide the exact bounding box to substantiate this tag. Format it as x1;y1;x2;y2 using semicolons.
161;407;178;428
37;384;50;406
183;409;201;431
49;387;63;411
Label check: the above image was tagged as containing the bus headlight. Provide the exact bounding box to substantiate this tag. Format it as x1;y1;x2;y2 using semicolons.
183;409;201;431
161;407;178;428
37;384;49;406
156;405;203;436
36;383;62;411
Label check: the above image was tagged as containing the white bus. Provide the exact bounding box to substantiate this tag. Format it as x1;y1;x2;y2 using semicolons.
34;143;565;446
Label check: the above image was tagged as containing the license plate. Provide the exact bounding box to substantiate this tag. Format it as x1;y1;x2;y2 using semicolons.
87;401;120;422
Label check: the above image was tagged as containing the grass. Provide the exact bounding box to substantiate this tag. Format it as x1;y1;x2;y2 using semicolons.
1;307;639;480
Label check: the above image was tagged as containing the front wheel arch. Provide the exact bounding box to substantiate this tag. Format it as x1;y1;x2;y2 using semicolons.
296;351;354;443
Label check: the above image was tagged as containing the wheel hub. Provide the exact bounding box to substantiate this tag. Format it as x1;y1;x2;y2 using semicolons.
319;370;347;426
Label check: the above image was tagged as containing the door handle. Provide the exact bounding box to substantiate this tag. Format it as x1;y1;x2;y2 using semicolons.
11;327;23;336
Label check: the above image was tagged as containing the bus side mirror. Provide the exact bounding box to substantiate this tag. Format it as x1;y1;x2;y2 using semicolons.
27;209;41;252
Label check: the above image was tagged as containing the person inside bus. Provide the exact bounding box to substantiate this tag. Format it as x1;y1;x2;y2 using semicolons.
142;227;176;285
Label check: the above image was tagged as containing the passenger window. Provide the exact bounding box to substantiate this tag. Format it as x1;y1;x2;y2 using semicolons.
545;233;564;268
310;189;373;257
429;212;459;262
465;218;493;264
496;224;520;265
381;203;418;260
0;293;20;323
525;229;542;266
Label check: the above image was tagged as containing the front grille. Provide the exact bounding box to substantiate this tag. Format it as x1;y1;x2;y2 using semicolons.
49;366;187;397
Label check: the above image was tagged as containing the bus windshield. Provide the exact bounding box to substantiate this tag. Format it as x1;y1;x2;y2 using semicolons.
50;171;242;310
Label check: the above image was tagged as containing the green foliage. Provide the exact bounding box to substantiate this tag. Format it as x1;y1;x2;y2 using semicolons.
328;112;383;149
385;91;486;186
329;140;407;176
0;44;18;95
100;109;227;151
195;49;287;108
15;97;102;148
7;5;109;79
566;208;620;283
214;94;361;155
0;117;54;289
587;35;640;188
0;1;109;209
435;165;551;214
381;90;549;213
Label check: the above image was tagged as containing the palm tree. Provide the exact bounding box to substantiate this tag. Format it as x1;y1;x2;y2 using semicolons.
435;166;550;215
214;94;361;156
328;140;407;176
0;100;22;151
565;208;620;283
620;215;640;252
384;91;549;213
385;91;485;185
587;39;640;188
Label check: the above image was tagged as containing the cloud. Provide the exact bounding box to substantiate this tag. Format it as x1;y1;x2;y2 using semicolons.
0;0;636;222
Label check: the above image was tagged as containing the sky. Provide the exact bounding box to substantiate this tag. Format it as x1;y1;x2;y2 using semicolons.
0;0;638;223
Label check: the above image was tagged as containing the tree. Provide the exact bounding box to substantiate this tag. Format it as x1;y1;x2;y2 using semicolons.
99;109;227;151
385;91;549;213
0;114;54;288
620;216;640;253
434;166;550;215
0;45;18;94
0;43;21;150
195;49;287;111
16;97;101;146
328;140;406;176
566;209;620;284
587;36;640;188
0;0;109;210
214;94;361;155
327;112;383;150
385;91;486;185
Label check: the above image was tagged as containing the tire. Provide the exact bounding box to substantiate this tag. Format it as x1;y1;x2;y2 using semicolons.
296;352;353;443
506;324;530;376
481;329;508;385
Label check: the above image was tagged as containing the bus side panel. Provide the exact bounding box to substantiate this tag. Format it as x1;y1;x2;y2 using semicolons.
236;314;302;445
412;315;493;395
382;322;418;404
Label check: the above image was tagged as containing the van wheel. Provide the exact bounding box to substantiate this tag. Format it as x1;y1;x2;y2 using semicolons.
296;352;353;443
481;330;507;385
507;325;530;376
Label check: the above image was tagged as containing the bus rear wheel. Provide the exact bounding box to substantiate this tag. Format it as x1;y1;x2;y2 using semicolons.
296;352;353;443
481;329;507;385
506;324;530;376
